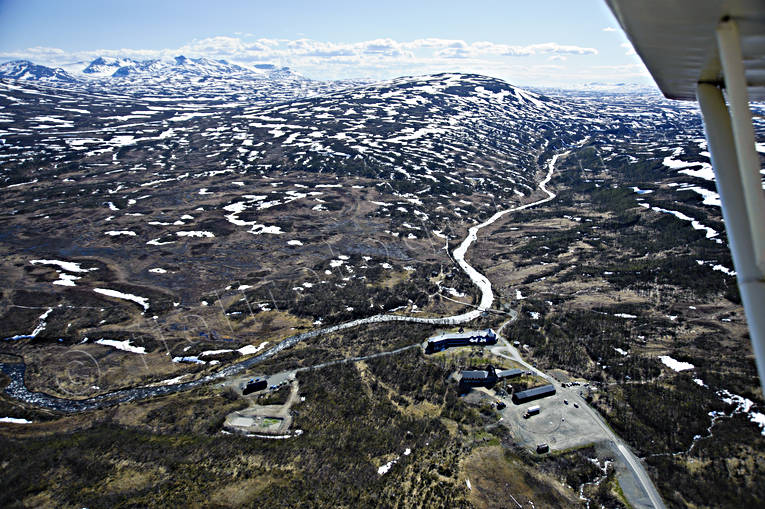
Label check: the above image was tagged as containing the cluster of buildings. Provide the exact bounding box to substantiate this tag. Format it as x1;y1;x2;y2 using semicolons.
457;365;556;403
427;329;557;407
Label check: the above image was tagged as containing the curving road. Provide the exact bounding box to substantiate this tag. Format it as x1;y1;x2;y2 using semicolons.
490;328;665;508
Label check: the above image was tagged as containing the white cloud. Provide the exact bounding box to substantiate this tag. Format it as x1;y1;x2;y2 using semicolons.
621;42;637;56
602;27;618;32
2;35;644;87
0;46;68;61
526;42;598;55
26;46;67;56
430;40;597;59
180;36;250;55
3;36;597;66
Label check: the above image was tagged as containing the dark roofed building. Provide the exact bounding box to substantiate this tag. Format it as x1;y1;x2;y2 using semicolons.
461;370;492;381
458;365;498;389
242;377;267;395
497;368;524;379
425;328;497;354
511;384;556;404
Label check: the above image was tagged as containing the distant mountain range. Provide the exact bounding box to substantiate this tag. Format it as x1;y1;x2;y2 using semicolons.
0;57;656;96
0;57;362;102
0;56;298;82
534;82;659;95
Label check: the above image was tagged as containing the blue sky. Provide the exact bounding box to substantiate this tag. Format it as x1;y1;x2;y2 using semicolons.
0;0;651;87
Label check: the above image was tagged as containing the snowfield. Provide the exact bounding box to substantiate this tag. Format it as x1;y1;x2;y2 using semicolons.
96;338;146;354
93;288;150;311
658;355;694;372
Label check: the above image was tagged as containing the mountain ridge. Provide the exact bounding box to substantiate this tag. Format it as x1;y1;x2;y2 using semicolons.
2;56;297;82
0;57;344;103
0;60;78;82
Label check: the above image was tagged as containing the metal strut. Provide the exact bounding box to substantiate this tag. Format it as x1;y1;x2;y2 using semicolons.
697;20;765;394
716;19;765;274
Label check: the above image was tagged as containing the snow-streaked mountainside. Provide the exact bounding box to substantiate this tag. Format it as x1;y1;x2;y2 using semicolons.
232;73;570;198
0;70;571;229
0;58;724;254
0;59;710;210
2;57;746;236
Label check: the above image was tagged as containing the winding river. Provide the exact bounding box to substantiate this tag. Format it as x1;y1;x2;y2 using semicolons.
0;154;563;413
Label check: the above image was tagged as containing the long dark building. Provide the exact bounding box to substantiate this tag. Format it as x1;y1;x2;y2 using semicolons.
457;365;525;392
425;328;497;354
242;377;267;395
496;368;524;379
459;365;498;388
511;384;556;404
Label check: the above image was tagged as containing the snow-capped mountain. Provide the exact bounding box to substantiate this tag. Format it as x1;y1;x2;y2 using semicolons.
0;70;578;221
0;60;77;83
75;55;300;82
232;73;571;197
0;56;360;104
100;55;273;79
82;56;141;76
